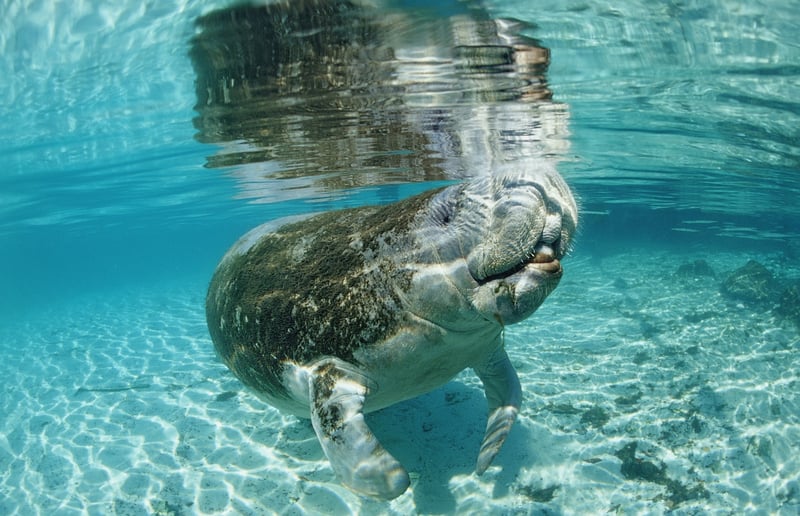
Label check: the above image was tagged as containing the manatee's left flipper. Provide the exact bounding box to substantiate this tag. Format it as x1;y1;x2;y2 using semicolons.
309;360;410;500
473;346;522;474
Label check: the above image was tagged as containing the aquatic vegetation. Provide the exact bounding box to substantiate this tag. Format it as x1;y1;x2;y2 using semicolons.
615;441;709;508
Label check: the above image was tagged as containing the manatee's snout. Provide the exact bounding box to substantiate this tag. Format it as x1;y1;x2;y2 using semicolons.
465;169;577;284
530;243;562;273
527;171;577;258
527;203;573;275
530;208;569;271
462;168;577;325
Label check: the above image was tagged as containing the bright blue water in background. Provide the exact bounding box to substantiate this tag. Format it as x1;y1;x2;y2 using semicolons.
2;0;799;513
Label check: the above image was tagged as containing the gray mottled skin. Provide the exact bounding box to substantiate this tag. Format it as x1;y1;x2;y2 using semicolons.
206;167;577;499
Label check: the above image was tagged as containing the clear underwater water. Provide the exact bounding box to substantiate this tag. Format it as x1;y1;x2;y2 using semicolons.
1;0;799;514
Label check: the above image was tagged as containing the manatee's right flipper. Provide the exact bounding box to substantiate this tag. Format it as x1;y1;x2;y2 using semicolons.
309;360;410;500
473;346;522;474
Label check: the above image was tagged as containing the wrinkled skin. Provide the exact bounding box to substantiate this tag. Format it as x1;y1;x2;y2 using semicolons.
206;166;577;499
407;167;576;329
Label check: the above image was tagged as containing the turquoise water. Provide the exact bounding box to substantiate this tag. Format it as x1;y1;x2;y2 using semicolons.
1;0;799;514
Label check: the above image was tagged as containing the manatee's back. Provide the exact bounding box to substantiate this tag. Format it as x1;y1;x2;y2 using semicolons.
206;202;423;399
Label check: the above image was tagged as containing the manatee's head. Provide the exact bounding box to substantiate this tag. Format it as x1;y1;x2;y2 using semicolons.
410;166;577;328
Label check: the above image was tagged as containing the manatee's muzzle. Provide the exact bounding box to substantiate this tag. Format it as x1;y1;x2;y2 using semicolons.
458;169;577;287
475;242;562;285
530;242;562;273
530;258;562;275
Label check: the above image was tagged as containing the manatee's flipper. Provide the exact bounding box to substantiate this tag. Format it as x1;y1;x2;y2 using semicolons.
473;346;522;474
309;360;410;500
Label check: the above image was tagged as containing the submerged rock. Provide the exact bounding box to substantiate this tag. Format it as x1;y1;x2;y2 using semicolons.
676;259;715;279
720;260;777;304
613;277;629;290
517;484;559;503
776;284;800;328
782;240;800;262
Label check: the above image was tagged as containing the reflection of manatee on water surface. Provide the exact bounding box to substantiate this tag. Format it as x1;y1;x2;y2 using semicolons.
189;0;570;200
194;0;578;501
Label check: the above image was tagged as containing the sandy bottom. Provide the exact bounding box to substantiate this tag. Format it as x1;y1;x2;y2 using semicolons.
1;248;799;515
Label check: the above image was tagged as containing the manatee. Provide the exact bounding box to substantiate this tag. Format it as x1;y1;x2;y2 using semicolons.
206;167;577;499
